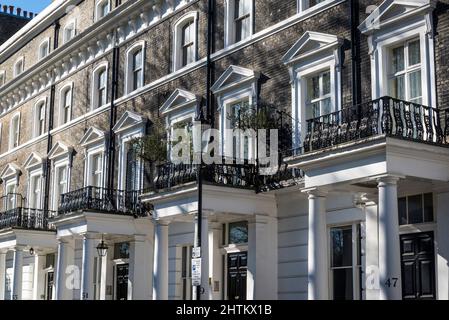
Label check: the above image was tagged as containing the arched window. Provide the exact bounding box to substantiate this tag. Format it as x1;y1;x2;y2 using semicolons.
59;83;73;125
34;99;47;137
63;20;76;44
38;38;50;60
9;113;20;149
95;0;111;21
173;12;198;71
125;41;145;94
92;63;108;110
14;57;24;77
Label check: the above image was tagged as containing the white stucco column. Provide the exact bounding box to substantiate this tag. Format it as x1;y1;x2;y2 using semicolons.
0;251;6;300
210;222;223;300
81;234;96;300
55;239;74;300
377;176;402;300
11;247;24;300
306;189;328;300
129;235;153;300
200;212;211;300
32;253;46;300
248;214;278;300
153;220;169;300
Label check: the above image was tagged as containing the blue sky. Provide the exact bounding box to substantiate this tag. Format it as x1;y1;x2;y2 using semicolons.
1;0;52;14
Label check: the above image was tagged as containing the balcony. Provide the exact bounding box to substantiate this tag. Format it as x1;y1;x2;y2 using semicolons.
300;96;449;154
0;194;55;231
58;187;152;217
147;158;303;194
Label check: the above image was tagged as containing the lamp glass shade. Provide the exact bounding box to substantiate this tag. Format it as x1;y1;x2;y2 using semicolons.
96;241;108;257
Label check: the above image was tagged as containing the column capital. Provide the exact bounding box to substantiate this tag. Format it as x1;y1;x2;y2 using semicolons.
12;246;26;252
153;219;170;226
372;174;404;186
132;234;148;243
302;187;328;198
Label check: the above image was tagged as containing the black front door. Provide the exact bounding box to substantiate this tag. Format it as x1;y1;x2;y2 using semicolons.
227;252;247;301
46;272;54;300
400;232;436;300
116;264;129;300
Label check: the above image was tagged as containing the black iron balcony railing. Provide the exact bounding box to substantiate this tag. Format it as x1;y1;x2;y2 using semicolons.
147;158;304;194
302;96;449;153
0;193;26;213
58;187;151;217
0;207;55;231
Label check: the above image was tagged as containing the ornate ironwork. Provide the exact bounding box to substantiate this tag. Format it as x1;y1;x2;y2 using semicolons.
0;207;55;231
301;96;449;153
58;187;151;217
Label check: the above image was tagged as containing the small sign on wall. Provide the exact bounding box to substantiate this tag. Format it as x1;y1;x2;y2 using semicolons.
191;258;201;286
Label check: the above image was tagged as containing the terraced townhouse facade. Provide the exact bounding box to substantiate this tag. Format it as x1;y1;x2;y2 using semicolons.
0;0;449;301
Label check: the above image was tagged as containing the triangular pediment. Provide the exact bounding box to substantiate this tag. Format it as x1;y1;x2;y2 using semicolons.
24;152;44;170
0;163;21;180
359;0;436;34
211;65;260;94
160;89;199;115
79;127;106;147
282;31;343;65
48;141;72;160
112;110;146;134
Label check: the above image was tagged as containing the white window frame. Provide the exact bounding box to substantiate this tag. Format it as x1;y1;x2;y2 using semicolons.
59;82;74;126
85;148;105;188
297;0;328;12
91;62;109;110
13;57;24;78
28;171;44;210
95;0;111;21
328;223;361;300
361;1;436;108
4;180;18;210
63;20;77;44
224;0;254;47
125;41;146;94
33;98;47;138
0;70;5;87
52;160;69;211
283;32;342;150
38;38;51;61
173;12;198;71
9;112;21;150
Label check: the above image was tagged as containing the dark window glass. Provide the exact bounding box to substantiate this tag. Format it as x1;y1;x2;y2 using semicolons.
45;253;55;269
398;197;407;225
423;193;434;222
408;195;423;224
331;227;352;268
114;242;130;259
229;221;248;244
333;268;353;300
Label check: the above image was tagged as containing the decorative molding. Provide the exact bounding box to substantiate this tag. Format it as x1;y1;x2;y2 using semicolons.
0;163;22;182
112;110;147;134
48;141;74;161
211;65;260;95
160;88;200;115
23;152;44;170
79;126;107;147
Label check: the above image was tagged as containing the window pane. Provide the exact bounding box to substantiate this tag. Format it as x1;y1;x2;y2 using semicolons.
392;46;405;73
229;221;248;244
331;227;352;268
408;70;422;100
333;268;353;300
391;75;405;100
398;197;407;225
408;195;423;224
423;193;434;223
322;71;331;95
114;242;130;259
408;40;421;66
321;98;332;116
307;75;320;100
133;50;142;71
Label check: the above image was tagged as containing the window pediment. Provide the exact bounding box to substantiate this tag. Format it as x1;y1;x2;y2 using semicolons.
359;0;436;35
282;31;343;66
0;163;21;181
24;152;44;170
211;65;260;95
160;89;200;115
112;110;146;134
48;141;73;160
79;127;107;148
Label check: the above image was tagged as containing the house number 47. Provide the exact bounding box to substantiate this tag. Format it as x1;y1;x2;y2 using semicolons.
385;278;399;288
